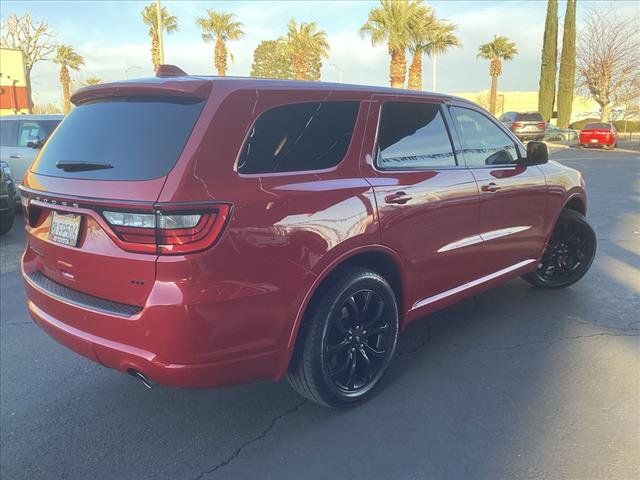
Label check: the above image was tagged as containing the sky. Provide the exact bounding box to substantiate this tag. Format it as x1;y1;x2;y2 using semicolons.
2;0;639;107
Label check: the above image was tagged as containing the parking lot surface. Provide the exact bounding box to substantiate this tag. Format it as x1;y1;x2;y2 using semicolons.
1;147;638;479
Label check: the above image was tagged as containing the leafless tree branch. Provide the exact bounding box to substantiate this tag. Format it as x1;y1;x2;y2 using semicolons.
1;13;57;77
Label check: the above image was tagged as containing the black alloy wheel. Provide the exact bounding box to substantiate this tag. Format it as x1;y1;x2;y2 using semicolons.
524;209;596;288
287;267;399;408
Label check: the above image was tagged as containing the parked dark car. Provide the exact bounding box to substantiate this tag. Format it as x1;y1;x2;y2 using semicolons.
499;111;546;142
0;161;16;235
20;67;596;407
579;122;618;149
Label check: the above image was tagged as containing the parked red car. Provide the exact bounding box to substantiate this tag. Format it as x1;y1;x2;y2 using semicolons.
579;122;618;149
20;67;596;407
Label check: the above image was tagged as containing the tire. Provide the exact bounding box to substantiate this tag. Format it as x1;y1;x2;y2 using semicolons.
0;210;14;235
287;266;399;408
523;209;596;289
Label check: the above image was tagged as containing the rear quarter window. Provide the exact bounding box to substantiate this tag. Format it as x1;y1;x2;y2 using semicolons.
0;120;18;147
31;97;204;180
237;101;359;174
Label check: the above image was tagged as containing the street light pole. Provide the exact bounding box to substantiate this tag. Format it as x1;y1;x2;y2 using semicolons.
329;63;343;83
156;0;164;66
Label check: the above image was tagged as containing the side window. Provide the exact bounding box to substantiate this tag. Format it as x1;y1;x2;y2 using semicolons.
18;121;48;147
0;120;18;147
237;101;359;174
451;106;519;166
377;102;456;170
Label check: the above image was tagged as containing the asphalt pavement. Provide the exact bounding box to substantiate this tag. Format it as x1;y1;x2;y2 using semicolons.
1;147;639;480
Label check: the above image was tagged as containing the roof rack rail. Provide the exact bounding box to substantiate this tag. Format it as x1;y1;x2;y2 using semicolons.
156;64;188;78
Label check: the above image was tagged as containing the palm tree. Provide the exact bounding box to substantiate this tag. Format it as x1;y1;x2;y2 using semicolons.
477;35;518;115
407;9;460;91
423;21;460;92
195;10;244;76
283;19;330;81
82;76;102;86
141;3;178;71
53;44;85;114
360;0;422;89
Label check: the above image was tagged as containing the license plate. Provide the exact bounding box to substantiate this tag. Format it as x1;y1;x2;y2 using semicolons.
590;138;599;143
49;212;82;247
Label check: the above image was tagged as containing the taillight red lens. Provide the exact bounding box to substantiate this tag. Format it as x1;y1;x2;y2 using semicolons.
536;122;546;129
102;204;230;255
512;122;522;129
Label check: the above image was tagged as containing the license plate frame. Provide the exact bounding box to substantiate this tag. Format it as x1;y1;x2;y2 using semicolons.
49;211;82;247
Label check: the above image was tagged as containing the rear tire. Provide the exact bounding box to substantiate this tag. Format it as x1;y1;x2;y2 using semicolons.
287;267;399;408
0;211;14;235
523;209;596;289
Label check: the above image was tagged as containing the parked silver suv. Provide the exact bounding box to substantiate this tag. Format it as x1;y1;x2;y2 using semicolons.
499;111;545;142
0;115;63;186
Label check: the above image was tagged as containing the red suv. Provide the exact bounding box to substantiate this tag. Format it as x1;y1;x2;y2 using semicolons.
20;67;596;407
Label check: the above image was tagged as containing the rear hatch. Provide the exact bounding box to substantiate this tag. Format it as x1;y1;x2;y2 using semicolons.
513;112;545;134
22;79;211;308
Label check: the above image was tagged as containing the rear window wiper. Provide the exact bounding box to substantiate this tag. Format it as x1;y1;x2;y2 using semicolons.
55;161;114;172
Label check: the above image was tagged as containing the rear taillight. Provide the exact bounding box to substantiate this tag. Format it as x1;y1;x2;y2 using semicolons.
102;205;230;255
511;122;522;129
536;122;546;129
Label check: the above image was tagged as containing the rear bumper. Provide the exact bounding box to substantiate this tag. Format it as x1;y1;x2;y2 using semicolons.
22;259;290;389
514;132;545;141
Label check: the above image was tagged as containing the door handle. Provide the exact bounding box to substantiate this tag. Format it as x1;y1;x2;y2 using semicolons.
9;154;21;159
385;191;413;205
481;182;500;193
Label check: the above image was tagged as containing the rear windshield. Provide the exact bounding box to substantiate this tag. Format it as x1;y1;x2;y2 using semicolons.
515;112;543;122
31;97;204;180
584;123;611;130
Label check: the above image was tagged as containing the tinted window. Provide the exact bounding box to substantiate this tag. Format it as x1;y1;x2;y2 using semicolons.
377;102;456;170
32;97;204;180
238;102;358;174
0;120;18;147
515;112;544;122
451;107;519;166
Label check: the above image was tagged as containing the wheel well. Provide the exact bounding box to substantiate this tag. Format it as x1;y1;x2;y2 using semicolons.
311;251;404;315
564;196;586;215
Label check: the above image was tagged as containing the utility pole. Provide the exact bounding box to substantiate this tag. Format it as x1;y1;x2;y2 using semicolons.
156;0;164;65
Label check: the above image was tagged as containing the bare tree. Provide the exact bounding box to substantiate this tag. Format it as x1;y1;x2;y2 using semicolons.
576;8;640;121
1;13;56;82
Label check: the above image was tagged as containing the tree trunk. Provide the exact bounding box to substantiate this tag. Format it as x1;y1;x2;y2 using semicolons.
407;51;422;91
215;37;228;76
151;33;160;71
599;102;612;121
489;75;498;115
389;46;406;89
538;0;558;122
60;66;71;114
557;0;576;128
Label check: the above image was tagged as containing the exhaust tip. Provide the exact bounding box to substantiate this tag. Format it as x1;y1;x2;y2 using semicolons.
127;369;154;389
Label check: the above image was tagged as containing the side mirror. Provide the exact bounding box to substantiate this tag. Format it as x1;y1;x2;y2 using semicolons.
525;141;548;165
27;139;44;149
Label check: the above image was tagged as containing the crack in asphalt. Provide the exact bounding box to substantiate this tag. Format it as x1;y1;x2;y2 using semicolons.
192;398;307;480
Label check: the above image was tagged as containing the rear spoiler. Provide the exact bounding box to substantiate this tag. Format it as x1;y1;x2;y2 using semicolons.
71;66;212;105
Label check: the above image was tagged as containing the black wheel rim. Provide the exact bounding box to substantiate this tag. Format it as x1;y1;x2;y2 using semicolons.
537;219;595;284
323;289;392;394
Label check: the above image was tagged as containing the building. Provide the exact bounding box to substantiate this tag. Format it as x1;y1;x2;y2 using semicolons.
0;48;31;115
452;90;600;124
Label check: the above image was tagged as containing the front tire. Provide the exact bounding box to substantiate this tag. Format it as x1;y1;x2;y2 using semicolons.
287;267;399;408
0;211;14;235
523;209;596;289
